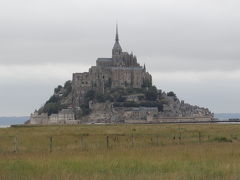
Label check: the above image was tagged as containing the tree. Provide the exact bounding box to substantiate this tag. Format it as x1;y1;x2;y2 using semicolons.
139;101;163;112
96;93;106;103
54;85;62;94
46;95;60;104
145;86;158;101
63;80;72;97
80;104;91;116
167;91;176;97
42;102;67;116
142;79;152;88
116;95;126;102
85;90;96;100
105;78;112;88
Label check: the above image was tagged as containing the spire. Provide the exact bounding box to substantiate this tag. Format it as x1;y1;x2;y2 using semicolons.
112;23;122;55
115;23;119;42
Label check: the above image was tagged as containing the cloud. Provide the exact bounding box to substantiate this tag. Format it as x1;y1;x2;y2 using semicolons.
152;70;240;83
1;63;240;84
1;0;240;69
0;63;89;83
0;62;239;116
0;0;240;115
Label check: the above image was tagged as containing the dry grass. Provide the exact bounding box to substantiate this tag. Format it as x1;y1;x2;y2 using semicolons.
0;124;240;179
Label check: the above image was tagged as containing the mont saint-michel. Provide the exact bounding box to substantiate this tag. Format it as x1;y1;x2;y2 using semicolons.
30;26;213;125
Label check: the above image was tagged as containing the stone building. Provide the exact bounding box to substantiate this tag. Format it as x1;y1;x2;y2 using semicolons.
72;25;152;108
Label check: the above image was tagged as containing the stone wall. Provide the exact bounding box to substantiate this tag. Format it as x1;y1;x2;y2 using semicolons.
30;112;48;125
147;116;213;123
30;108;76;125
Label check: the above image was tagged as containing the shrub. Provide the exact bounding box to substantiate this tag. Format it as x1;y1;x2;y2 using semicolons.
213;137;232;143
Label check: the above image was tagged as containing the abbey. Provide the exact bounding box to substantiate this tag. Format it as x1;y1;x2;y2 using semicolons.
30;25;213;125
72;25;152;108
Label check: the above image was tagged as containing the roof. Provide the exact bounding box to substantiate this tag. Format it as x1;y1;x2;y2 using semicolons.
111;67;143;70
97;58;112;62
112;41;122;52
59;108;74;114
132;107;158;111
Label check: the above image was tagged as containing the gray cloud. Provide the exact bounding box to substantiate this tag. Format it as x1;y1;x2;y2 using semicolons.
0;0;240;115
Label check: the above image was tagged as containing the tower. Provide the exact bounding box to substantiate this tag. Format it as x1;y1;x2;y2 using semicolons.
112;24;122;56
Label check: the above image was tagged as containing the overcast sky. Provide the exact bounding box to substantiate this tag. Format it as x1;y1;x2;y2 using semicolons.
0;0;240;116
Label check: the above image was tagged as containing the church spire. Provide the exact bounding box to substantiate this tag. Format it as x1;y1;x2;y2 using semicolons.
112;23;122;55
115;23;119;42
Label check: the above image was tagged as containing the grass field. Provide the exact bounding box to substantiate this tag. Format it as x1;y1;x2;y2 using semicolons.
0;123;240;180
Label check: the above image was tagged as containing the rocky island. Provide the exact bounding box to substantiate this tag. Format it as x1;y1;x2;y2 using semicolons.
30;25;213;125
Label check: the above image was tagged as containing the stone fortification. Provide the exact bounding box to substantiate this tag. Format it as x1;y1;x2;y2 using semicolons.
30;108;78;125
30;25;213;125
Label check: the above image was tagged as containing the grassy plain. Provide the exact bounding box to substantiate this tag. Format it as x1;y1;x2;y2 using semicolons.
0;123;240;180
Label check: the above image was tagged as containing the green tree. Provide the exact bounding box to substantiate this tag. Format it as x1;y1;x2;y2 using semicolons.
63;80;72;97
142;79;152;88
46;95;60;104
42;102;67;116
145;86;158;101
167;91;176;97
54;85;62;94
80;104;91;116
96;93;106;103
84;90;96;104
116;95;126;102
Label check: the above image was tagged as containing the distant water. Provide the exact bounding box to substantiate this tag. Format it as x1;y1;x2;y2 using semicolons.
0;116;29;128
214;113;240;120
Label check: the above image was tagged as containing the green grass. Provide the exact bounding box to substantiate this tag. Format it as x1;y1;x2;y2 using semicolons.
1;124;240;179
